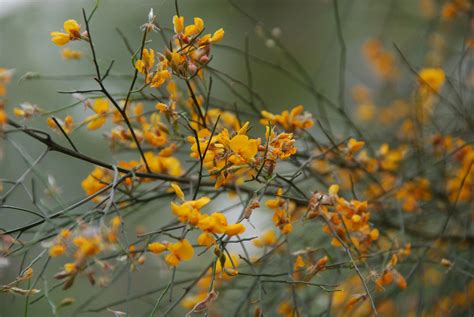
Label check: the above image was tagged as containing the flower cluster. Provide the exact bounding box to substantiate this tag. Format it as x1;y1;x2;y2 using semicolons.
170;194;246;248
260;105;314;132
188;122;261;188
308;185;380;253
2;3;473;317
148;239;194;266
265;188;295;234
133;15;224;90
48;217;125;289
433;134;474;202
395;177;432;212
363;39;398;81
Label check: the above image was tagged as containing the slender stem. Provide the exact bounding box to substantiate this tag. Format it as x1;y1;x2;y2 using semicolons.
51;116;79;152
82;8;152;172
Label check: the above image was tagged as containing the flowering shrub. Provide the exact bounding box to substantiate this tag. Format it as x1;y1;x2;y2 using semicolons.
1;1;473;316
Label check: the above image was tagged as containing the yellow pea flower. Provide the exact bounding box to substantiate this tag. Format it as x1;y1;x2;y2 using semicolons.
59;229;71;239
155;102;168;112
64;263;76;274
253;229;277;247
61;48;82;60
51;19;82;46
86;98;109;130
260;105;313;132
197;213;228;234
135;48;155;74
173;15;184;34
225;223;245;236
170;183;185;200
73;235;101;257
197;232;216;247
13;107;26;117
419;67;445;93
210;28;224;43
49;244;66;257
64;19;81;35
229;134;258;163
281;223;293;235
148;242;167;254
194;17;204;33
329;184;340;196
347;138;365;154
165;239;194;266
47;115;74;134
0;110;7;125
150;69;171;88
50;32;71;46
293;255;305;270
13;103;40;119
370;228;380;241
171;197;211;225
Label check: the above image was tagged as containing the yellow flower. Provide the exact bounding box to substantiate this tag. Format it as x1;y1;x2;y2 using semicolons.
395;178;432;212
49;244;66;257
293;255;305;270
148;242;167;254
0;110;6;125
210;28;225;43
59;229;71;239
171;197;211;225
149;69;171;88
165;239;194;266
51;19;82;46
155;102;168;112
357;103;376;122
135;48;155;74
197;213;228;234
197;232;216;247
281;223;293;234
86;98;110;130
253;229;277;247
363;39;398;81
229;134;258;164
170;183;185;200
265;128;297;160
194;17;204;33
225;223;246;236
182;292;207;310
145;152;183;176
73;235;101;257
61;48;82;60
329;184;340;196
347;138;365;154
277;302;294;317
173;15;184;34
50;32;70;46
260;105;314;132
216;253;239;275
13;103;40;119
370;228;380;241
419;67;445;93
64;263;76;273
47;115;74;134
81;167;110;199
0;68;14;97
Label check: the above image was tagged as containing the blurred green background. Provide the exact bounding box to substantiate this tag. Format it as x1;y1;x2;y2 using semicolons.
0;0;466;315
